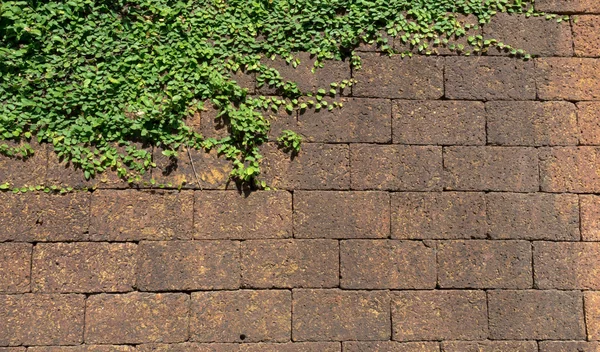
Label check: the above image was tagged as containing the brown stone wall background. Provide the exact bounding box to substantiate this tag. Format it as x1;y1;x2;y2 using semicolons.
1;2;600;351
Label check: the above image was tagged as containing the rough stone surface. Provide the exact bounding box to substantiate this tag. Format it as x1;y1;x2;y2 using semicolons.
343;342;440;352
486;192;580;240
0;192;90;242
241;239;338;288
194;191;292;239
351;144;442;191
353;54;444;99
0;141;46;187
340;240;436;289
488;290;585;340
296;98;391;143
539;342;600;352
484;13;573;56
578;102;600;145
28;347;135;352
0;294;84;346
293;289;391;341
261;143;349;190
136;343;340;352
586;292;600;340
391;192;486;239
573;16;600;57
393;101;485;145
536;0;600;13
438;240;532;289
443;147;538;192
445;57;536;100
535;242;600;289
392;291;488;341
581;195;600;240
486;101;578;146
137;240;240;291
540;147;600;193
85;293;189;344
442;341;538;352
90;190;193;241
190;290;291;343
294;191;389;239
0;243;31;293
537;58;600;100
32;242;136;293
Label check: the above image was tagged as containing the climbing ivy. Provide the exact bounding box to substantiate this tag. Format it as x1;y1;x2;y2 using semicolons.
0;0;564;188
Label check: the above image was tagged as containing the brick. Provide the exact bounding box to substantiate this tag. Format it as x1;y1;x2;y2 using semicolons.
261;143;349;190
0;294;84;346
343;341;439;352
486;101;578;146
0;349;24;352
194;191;291;239
540;342;600;352
438;240;532;289
258;53;350;95
443;147;538;192
32;242;136;293
0;140;46;187
241;239;338;288
586;292;600;340
0;192;90;242
392;290;487;341
295;98;391;143
443;341;538;352
137;240;240;291
393;101;485;145
190;290;291;343
445;57;536;100
486;193;579;240
0;243;31;293
540;147;600;193
536;0;600;13
483;13;573;56
391;192;486;240
85;292;189;344
137;343;340;352
294;191;389;239
582;195;600;240
293;289;390;341
488;290;585;340
89;189;193;241
353;54;444;99
537;58;600;100
351;145;442;191
578;103;600;145
28;347;135;352
574;16;600;57
340;240;436;289
535;242;600;289
152;147;232;190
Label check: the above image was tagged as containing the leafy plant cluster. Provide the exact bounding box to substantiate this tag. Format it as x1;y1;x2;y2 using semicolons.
0;0;558;188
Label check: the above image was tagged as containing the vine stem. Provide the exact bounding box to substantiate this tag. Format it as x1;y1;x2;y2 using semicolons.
186;142;202;190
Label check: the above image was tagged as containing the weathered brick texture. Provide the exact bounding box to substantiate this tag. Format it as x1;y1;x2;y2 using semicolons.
0;243;31;293
0;294;84;346
85;293;189;344
137;240;240;291
340;240;436;289
294;191;389;239
343;342;440;352
194;191;292;239
190;290;291;343
293;289;390;341
585;292;600;340
32;242;136;293
241;239;338;288
540;147;600;193
392;290;488;341
488;290;585;340
443;341;538;352
539;342;600;352
535;242;600;289
578;102;600;145
536;0;600;13
573;16;600;57
581;195;600;240
537;58;600;100
136;342;341;352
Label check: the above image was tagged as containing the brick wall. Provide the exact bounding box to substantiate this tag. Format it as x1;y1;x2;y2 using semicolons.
1;5;600;351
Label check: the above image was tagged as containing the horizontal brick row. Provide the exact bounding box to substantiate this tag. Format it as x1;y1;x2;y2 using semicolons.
9;239;600;294
8;341;600;351
8;190;600;242
1;290;595;345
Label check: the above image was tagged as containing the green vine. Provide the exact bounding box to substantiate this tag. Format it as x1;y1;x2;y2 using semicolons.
0;0;565;188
